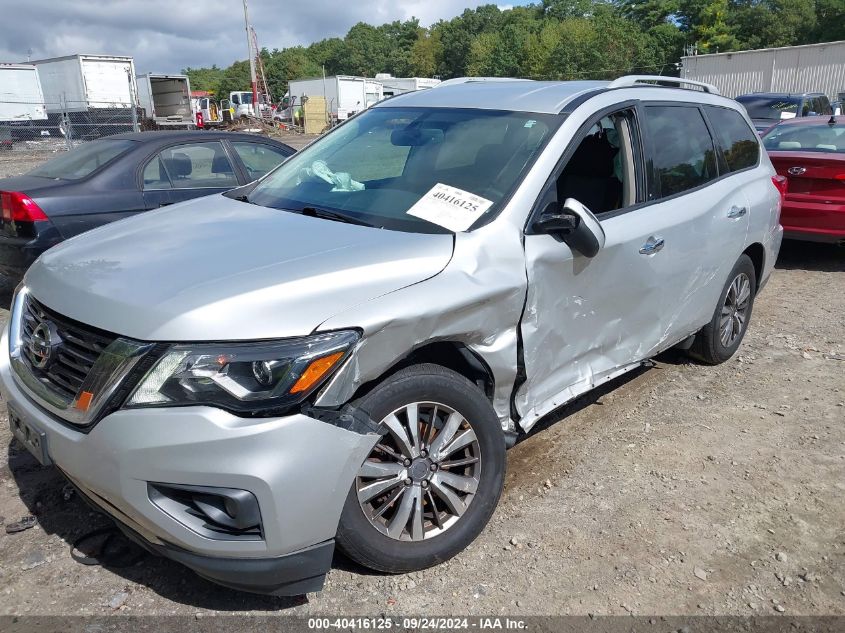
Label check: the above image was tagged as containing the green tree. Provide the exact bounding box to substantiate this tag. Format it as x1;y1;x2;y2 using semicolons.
409;29;441;77
307;38;347;75
182;65;225;94
811;0;845;43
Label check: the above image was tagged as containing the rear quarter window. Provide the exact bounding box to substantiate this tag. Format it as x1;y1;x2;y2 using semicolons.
705;106;760;172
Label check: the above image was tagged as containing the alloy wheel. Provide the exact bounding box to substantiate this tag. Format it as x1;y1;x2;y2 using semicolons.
356;402;481;541
720;272;751;347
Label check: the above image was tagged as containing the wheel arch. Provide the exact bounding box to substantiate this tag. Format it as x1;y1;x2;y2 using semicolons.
350;341;496;404
743;242;765;293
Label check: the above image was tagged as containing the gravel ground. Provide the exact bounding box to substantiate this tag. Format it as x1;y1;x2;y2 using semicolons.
0;146;842;616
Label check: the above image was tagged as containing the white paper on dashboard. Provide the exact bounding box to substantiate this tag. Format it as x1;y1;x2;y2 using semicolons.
406;183;494;232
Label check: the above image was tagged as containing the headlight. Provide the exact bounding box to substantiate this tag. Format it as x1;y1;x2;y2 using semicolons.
125;330;359;415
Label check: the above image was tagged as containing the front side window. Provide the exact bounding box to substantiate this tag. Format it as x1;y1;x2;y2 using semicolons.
645;106;717;198
231;142;292;180
246;107;559;233
556;109;640;215
144;142;238;190
705;106;760;172
27;139;136;180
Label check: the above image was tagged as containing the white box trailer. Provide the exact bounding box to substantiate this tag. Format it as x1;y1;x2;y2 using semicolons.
288;75;383;119
376;74;441;97
681;40;845;99
137;73;194;127
31;54;136;112
0;64;47;122
30;54;137;137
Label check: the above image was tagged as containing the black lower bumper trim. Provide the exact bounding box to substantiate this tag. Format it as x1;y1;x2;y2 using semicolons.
118;519;333;596
65;473;333;595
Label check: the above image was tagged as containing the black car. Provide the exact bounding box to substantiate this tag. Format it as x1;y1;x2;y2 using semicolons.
736;92;833;133
0;131;294;277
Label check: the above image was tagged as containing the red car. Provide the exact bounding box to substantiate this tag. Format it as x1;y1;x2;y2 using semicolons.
762;115;845;244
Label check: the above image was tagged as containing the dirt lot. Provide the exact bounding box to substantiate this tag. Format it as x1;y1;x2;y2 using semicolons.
0;144;843;617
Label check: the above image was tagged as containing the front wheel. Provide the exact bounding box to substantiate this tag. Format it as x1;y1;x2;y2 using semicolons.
336;363;505;573
690;254;757;365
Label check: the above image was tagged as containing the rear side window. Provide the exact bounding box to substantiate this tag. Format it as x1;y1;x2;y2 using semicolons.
644;106;718;198
705;106;760;172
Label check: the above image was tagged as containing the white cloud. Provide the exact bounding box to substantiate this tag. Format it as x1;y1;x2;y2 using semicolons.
0;0;494;73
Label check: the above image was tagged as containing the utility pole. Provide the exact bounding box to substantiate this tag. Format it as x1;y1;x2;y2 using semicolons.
243;0;258;115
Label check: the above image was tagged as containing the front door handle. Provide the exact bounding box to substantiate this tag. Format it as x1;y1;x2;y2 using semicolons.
639;236;665;255
158;202;174;207
727;205;747;218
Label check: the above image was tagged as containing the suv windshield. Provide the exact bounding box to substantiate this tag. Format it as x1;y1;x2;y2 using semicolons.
27;139;136;180
736;95;801;121
246;107;559;233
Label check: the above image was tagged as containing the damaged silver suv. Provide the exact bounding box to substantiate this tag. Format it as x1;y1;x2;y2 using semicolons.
2;76;783;595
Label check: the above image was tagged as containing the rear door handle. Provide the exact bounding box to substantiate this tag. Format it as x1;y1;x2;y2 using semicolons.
727;205;747;218
639;236;665;255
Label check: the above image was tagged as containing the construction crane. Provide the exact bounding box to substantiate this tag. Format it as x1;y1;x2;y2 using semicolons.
241;0;272;119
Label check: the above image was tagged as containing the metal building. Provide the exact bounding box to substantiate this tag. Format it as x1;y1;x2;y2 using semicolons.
681;40;845;99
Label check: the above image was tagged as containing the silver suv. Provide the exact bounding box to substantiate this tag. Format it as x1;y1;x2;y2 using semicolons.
2;76;783;595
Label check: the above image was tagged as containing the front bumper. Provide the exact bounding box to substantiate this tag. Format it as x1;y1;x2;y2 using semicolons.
1;329;379;594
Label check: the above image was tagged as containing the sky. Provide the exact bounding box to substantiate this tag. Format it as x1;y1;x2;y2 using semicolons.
0;1;524;74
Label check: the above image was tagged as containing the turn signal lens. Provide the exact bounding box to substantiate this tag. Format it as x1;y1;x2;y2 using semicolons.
290;352;345;394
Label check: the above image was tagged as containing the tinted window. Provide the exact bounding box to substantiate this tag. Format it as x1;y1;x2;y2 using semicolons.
762;123;845;153
231;142;291;180
645;106;717;197
151;142;238;189
706;107;760;172
27;139;136;180
736;95;800;121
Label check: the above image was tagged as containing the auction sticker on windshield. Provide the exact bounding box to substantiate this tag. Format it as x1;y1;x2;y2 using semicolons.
406;183;493;232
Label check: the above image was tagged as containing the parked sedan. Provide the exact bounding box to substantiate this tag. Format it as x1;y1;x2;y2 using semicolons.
0;131;294;277
762;115;845;244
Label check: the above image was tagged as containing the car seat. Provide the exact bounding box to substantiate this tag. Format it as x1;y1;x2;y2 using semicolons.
558;132;621;214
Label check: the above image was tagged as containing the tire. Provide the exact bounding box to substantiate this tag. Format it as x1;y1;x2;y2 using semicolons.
690;254;757;365
336;363;505;573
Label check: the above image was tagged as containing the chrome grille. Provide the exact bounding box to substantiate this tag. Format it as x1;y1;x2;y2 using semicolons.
21;296;117;401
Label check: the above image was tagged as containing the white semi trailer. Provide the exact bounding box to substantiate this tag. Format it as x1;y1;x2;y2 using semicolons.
137;73;194;128
681;40;845;99
376;74;441;97
287;75;383;120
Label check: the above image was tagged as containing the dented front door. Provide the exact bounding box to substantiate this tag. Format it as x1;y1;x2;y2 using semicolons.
516;207;672;430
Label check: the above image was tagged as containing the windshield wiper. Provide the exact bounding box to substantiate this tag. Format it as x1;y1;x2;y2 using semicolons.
300;206;373;227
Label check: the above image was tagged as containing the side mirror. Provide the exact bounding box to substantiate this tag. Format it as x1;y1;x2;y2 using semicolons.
532;202;580;236
533;198;605;257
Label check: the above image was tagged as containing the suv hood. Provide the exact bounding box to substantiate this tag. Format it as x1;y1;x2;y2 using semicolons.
25;195;454;341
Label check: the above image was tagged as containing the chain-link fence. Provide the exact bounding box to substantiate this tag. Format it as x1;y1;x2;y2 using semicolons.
1;99;144;153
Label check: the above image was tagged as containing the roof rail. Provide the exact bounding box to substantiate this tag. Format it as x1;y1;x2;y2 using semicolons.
433;77;532;88
607;75;720;95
